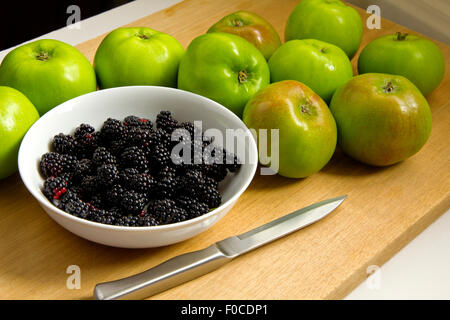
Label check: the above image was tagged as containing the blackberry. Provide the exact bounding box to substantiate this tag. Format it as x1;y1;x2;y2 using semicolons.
158;165;177;179
74;123;95;140
156;110;178;133
106;184;125;206
168;206;189;223
178;121;200;140
174;195;209;218
148;199;177;224
87;193;105;210
52;133;76;155
127;127;152;148
123;115;153;131
202;163;228;182
149;144;170;168
92;147;117;166
97;164;120;185
119;168;140;188
115;214;140;227
138;214;160;226
89;208;117;225
73;159;94;183
65;197;90;219
75;130;99;159
43;176;69;201
40;152;65;178
120;146;148;172
154;175;178;199
121;190;147;215
197;184;222;208
108;139;128;156
149;128;171;148
186;200;210;218
100;118;125;142
80;175;99;196
130;173;156;194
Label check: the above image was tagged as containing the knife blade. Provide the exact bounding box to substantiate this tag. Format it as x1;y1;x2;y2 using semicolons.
94;195;346;300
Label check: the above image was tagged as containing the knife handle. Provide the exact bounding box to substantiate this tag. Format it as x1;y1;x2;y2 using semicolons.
94;244;231;300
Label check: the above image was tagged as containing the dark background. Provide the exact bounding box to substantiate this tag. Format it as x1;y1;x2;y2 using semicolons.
0;0;134;50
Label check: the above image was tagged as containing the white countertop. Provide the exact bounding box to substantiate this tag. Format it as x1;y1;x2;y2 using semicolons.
1;0;449;299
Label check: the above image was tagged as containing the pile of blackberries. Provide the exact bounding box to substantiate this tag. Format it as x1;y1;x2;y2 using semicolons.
39;111;240;227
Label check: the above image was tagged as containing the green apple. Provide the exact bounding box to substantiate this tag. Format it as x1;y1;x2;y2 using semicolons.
207;10;282;60
269;39;353;103
0;39;97;116
330;73;432;166
178;32;270;117
285;0;363;58
358;32;445;96
0;86;39;179
243;80;337;178
94;27;184;89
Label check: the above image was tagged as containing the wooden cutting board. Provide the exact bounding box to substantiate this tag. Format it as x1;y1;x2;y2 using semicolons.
0;0;449;300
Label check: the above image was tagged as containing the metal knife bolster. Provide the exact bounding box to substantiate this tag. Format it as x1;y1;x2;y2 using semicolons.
94;243;235;300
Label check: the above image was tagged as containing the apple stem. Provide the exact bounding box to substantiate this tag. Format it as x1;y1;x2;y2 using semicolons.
301;105;311;115
395;32;408;41
383;81;395;93
232;19;244;27
238;70;248;83
36;51;50;61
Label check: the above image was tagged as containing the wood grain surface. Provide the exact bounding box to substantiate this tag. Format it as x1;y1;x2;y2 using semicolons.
0;0;449;300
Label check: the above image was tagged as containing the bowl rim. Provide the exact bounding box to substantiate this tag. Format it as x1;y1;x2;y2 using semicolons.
18;85;258;232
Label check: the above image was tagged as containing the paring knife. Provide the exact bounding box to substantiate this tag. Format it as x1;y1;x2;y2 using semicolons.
94;195;346;300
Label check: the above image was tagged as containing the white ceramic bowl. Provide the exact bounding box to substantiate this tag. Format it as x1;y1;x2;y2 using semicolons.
18;86;258;248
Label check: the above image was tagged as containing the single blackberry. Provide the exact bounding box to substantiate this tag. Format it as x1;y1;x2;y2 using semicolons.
106;184;125;206
138;214;159;226
73;159;94;183
92;147;117;167
56;189;80;210
186;200;210;218
121;190;147;215
202;163;228;182
74;123;95;140
97;164;120;185
119;168;140;188
52;133;76;155
175;196;209;218
149;199;177;224
75;130;99;159
123;115;153;131
130;172;156;194
91;193;105;207
65;197;90;219
80;175;99;196
43;176;69;201
149;144;170;168
178;121;199;140
120;146;148;172
156;110;178;133
149;128;171;148
108;139;128;156
168;206;189;223
100;118;125;142
126;127;152;148
40;153;77;178
158;165;177;179
89;208;117;225
154;175;178;199
197;184;222;208
115;214;140;227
